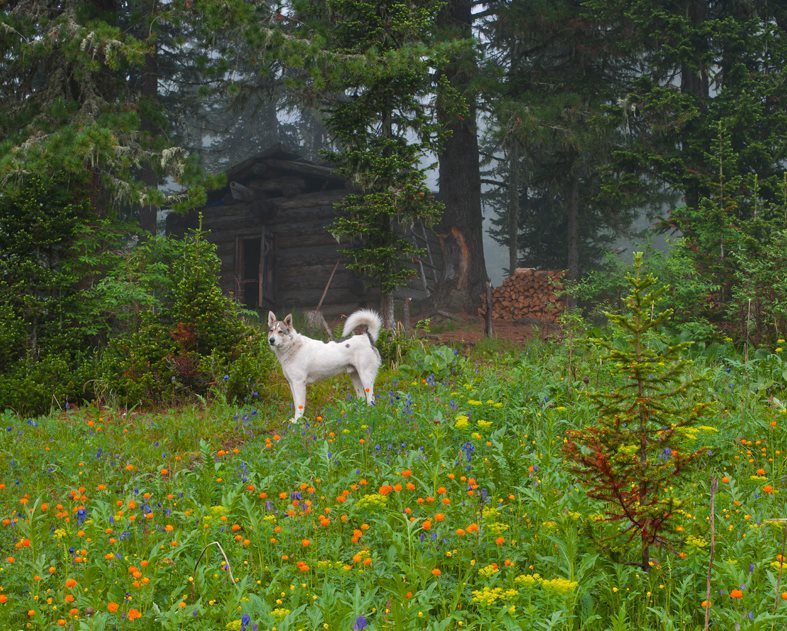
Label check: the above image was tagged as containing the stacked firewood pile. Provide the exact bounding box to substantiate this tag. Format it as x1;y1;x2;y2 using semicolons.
479;268;565;322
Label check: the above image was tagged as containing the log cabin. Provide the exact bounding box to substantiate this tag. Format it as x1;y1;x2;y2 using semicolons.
166;145;442;318
166;144;370;316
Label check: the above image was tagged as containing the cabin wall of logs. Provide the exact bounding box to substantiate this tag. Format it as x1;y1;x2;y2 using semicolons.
166;145;373;316
479;268;565;322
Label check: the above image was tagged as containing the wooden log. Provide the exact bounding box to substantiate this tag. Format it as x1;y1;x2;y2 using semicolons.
268;207;336;226
276;267;360;291
275;231;340;248
276;244;343;267
271;190;345;210
276;287;367;309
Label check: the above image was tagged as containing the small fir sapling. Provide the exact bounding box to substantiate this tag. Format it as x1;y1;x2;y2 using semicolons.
563;252;713;570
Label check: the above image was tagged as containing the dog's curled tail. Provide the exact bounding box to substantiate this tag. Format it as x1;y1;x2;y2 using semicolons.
342;309;383;342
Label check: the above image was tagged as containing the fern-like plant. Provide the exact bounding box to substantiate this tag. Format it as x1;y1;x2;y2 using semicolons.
563;252;712;570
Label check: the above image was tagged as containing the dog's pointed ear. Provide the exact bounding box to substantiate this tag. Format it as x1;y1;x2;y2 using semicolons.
267;311;277;327
284;313;293;329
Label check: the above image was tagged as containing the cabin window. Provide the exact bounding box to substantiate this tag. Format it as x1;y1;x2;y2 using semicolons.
235;232;274;309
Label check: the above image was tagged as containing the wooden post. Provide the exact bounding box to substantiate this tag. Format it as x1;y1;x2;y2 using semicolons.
484;281;494;338
402;296;412;333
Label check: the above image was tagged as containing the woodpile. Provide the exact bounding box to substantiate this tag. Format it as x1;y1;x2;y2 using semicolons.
479;268;565;322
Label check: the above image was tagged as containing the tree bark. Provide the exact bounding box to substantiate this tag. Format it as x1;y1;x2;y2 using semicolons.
680;0;710;211
138;0;159;235
436;0;488;312
566;174;580;283
381;292;395;330
507;139;520;276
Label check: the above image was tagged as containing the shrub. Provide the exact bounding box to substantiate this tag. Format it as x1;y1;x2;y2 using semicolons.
97;319;179;406
569;241;718;342
214;335;281;405
0;352;96;416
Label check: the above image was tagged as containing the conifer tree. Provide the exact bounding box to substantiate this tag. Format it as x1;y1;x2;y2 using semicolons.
0;1;206;216
563;252;712;570
478;0;645;280
311;0;447;325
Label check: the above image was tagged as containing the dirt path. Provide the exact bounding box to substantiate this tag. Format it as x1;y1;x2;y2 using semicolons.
422;313;562;346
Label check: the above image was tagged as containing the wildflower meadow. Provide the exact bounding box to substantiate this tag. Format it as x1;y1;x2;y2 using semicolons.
1;331;785;630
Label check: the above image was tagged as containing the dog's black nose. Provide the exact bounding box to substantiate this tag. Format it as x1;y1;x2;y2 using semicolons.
268;337;275;345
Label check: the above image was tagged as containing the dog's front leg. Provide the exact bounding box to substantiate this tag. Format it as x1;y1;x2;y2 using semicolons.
289;380;307;423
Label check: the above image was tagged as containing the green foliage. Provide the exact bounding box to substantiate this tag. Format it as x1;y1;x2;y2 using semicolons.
563;253;714;569
593;0;786;208
0;1;210;214
400;344;460;381
95;228;262;408
0;304;26;368
0;311;786;627
479;0;649;277
311;0;447;295
569;241;719;342
374;326;420;367
0;353;96;416
219;337;281;405
670;127;787;343
0;197;273;412
726;176;787;344
169;227;247;356
0;173;133;413
97;318;179;406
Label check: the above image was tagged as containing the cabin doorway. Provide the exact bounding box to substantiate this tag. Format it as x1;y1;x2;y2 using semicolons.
235;231;274;309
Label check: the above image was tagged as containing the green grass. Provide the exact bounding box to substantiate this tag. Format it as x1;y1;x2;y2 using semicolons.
0;340;785;630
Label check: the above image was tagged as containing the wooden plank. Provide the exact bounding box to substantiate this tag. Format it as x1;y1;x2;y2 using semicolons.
272;191;345;210
247;175;307;195
276;268;361;291
275;288;369;310
203;204;254;219
269;207;336;226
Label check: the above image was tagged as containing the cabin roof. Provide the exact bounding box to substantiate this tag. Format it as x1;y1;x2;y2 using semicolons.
213;143;345;199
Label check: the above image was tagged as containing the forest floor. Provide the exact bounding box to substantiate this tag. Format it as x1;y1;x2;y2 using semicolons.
420;311;562;347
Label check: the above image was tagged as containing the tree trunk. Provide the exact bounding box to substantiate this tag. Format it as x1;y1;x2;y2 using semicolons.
507;140;520;276
381;292;395;330
138;0;159;235
680;0;710;211
566;175;580;283
436;0;488;312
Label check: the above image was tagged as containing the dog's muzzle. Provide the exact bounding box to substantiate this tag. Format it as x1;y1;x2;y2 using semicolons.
268;337;276;346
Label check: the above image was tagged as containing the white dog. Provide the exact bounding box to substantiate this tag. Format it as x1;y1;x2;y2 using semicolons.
267;309;383;422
